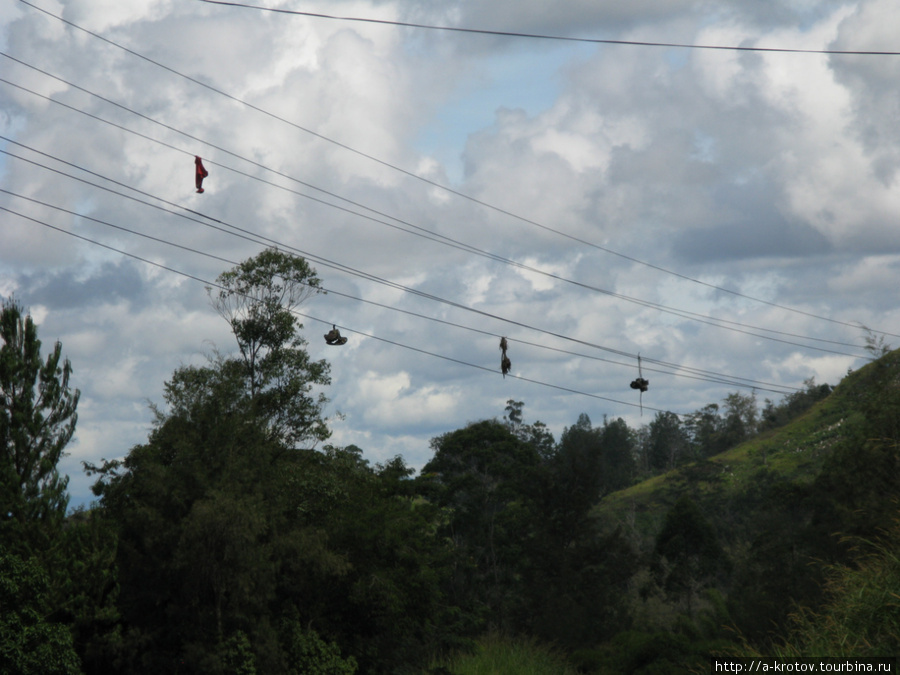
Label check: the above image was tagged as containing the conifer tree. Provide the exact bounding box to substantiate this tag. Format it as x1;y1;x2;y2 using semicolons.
0;298;79;541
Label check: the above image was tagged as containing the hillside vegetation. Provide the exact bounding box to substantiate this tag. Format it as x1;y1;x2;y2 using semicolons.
3;253;898;674
599;356;858;526
583;347;900;668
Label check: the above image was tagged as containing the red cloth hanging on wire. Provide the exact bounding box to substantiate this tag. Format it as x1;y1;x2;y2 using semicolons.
195;156;209;193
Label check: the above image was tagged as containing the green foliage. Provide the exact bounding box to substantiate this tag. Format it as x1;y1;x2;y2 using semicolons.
683;404;724;458
49;507;121;675
774;523;900;657
221;631;257;675
572;629;734;675
503;400;555;459
0;300;88;673
0;551;82;675
718;391;759;449
644;411;689;472
304;450;470;673
80;253;473;674
519;524;636;648
0;298;79;546
17;278;900;673
653;496;728;615
421;419;541;631
726;477;827;643
421;408;638;650
207;248;331;448
433;633;579;675
760;378;832;432
860;325;892;360
598;416;638;492
85;355;355;672
281;621;356;675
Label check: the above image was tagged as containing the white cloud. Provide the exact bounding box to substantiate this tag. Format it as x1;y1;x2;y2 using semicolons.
3;0;896;508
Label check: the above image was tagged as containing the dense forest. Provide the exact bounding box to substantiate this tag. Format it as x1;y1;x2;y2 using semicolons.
2;249;899;674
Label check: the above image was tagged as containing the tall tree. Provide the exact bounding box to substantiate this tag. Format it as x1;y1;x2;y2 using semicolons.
548;414;604;544
207;248;330;448
421;420;540;630
0;298;79;541
520;413;638;648
87;252;470;673
645;411;689;472
684;403;723;459
719;391;758;449
653;495;728;616
0;299;82;672
597;416;637;493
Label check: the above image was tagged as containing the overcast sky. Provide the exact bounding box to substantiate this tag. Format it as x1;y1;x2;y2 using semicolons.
3;0;900;508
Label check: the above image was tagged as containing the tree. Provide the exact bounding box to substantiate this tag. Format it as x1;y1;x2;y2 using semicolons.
207;248;330;448
86;252;467;673
547;414;604;544
597;416;636;492
645;411;689;472
519;413;637;647
502;400;555;458
0;550;82;675
760;379;832;432
719;391;758;449
0;298;79;545
653;496;727;616
860;325;892;361
208;248;321;394
684;404;723;459
310;451;467;673
84;251;341;672
420;420;540;630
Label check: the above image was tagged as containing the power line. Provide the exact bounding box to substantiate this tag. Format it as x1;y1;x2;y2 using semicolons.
196;0;900;56
0;138;870;367
13;0;885;336
0;71;877;353
0;183;801;396
0;200;691;414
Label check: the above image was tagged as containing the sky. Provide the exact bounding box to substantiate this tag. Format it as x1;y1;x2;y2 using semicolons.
2;0;900;508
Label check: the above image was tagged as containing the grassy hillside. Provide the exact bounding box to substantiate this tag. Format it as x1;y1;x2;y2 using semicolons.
596;353;875;536
587;347;900;657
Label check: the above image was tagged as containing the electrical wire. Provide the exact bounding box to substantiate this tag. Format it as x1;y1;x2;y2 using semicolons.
0;135;871;371
0;183;802;395
0;200;692;414
0;71;877;354
13;0;890;337
0;3;884;402
196;0;900;56
0;173;802;396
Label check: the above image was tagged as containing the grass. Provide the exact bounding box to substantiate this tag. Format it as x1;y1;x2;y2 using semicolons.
429;633;579;675
775;525;900;657
594;367;863;534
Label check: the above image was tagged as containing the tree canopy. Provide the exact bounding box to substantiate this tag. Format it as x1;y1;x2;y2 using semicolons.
0;298;79;537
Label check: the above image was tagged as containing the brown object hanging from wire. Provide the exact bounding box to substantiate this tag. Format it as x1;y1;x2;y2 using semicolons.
324;325;348;345
629;353;649;415
500;337;511;377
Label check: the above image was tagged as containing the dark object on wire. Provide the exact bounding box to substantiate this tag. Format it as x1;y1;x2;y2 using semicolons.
630;354;649;415
630;378;649;393
324;325;348;345
500;337;511;377
195;156;209;193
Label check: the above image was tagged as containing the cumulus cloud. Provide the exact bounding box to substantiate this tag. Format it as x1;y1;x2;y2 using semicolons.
2;0;897;507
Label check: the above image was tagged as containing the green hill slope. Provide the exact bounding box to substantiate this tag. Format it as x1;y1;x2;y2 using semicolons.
596;351;882;536
589;347;900;649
